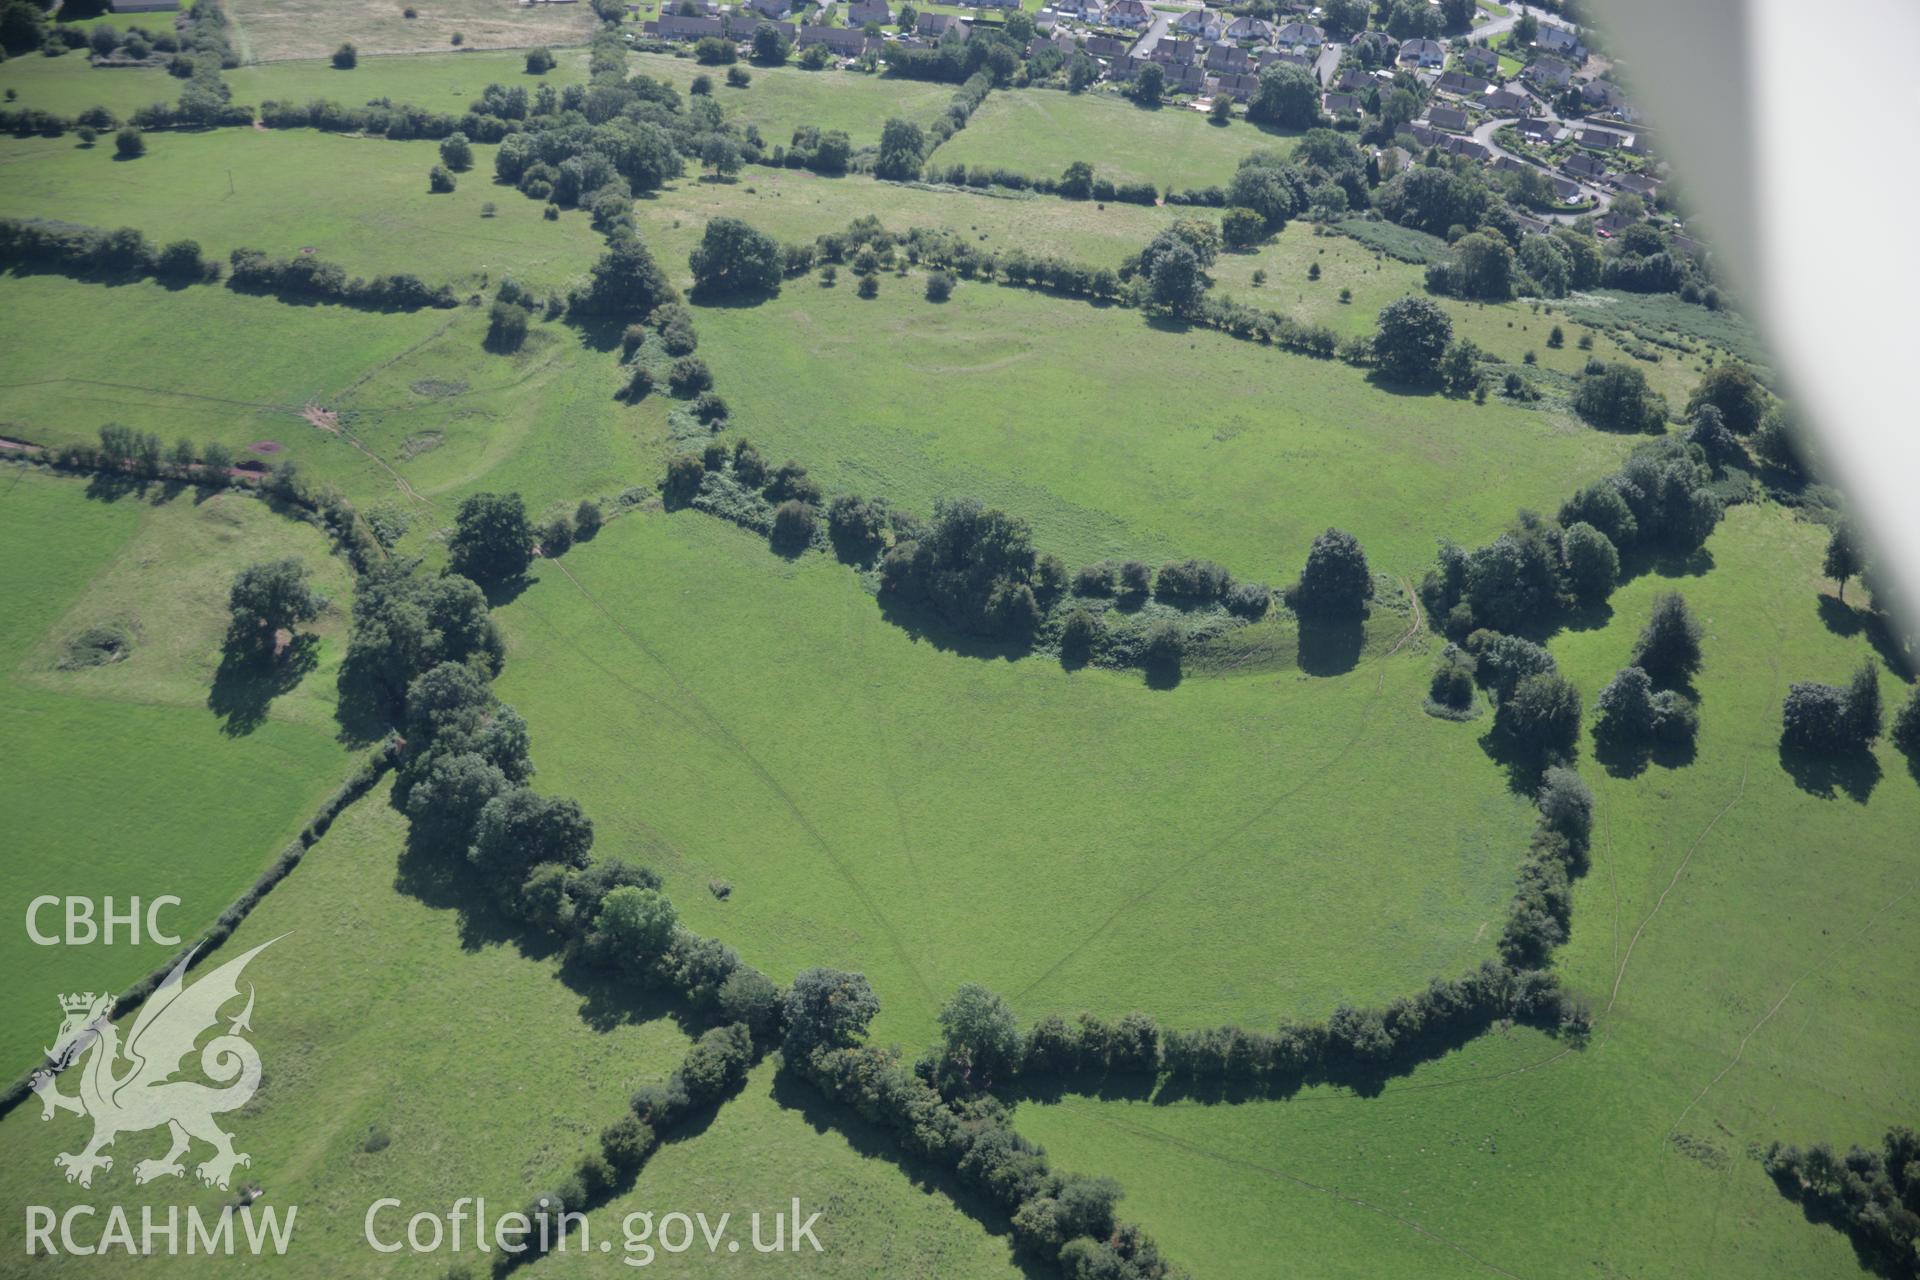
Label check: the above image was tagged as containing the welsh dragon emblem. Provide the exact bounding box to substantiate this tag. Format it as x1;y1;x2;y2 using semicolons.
30;938;278;1191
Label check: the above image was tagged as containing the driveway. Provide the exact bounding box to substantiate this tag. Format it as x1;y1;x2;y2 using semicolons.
1314;39;1342;86
1129;12;1170;59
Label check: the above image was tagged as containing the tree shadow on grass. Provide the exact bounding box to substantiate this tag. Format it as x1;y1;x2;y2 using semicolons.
208;634;318;736
875;594;1033;664
1295;612;1364;676
1477;719;1567;796
1817;594;1915;680
770;1071;1053;1280
390;812;704;1041
1777;741;1881;804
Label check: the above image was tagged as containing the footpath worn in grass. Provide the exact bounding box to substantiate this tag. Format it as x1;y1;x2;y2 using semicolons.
930;87;1295;193
495;509;1530;1048
0;469;352;1077
1015;503;1920;1279
688;277;1631;578
0;780;696;1275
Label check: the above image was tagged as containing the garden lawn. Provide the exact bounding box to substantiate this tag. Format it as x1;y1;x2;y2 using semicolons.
494;509;1534;1050
1015;502;1920;1279
687;274;1632;578
929;87;1296;193
0;469;353;1077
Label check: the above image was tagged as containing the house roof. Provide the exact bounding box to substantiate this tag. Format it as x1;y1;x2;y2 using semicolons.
1275;21;1323;43
1427;105;1468;131
1436;70;1489;96
1399;37;1443;61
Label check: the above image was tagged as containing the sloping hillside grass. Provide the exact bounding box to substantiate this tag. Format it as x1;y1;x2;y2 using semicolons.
0;781;696;1275
0;469;352;1075
1014;503;1920;1279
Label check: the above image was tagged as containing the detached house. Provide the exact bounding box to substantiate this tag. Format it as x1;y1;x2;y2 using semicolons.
1533;24;1586;62
1174;7;1224;40
1225;15;1271;43
1426;104;1469;132
1435;70;1489;98
916;12;968;37
1206;42;1254;74
1397;37;1444;68
1524;55;1571;88
1458;44;1497;76
1105;0;1153;28
1274;20;1323;49
845;0;891;26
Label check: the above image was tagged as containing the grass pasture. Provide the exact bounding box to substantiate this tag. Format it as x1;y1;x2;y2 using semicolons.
629;52;961;150
929;88;1294;194
686;275;1631;577
0;780;697;1275
227;45;591;109
227;0;598;63
0;50;180;121
568;1061;1027;1276
494;509;1534;1048
0;469;353;1076
0;130;606;293
0;273;669;532
1015;503;1920;1279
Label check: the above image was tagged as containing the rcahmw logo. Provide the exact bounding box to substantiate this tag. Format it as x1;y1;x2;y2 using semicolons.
24;937;298;1258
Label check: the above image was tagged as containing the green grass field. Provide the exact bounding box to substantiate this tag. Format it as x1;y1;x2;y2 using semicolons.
228;45;591;108
0;778;697;1274
1013;503;1920;1278
0;49;180;121
0;130;605;292
0;468;353;1076
2;31;1914;1280
566;1060;1027;1275
0;273;667;533
630;52;961;150
493;509;1534;1048
930;88;1297;194
686;275;1632;578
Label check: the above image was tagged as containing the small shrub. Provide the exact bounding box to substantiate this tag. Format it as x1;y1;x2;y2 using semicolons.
857;274;878;299
114;127;144;159
428;164;455;193
668;356;712;396
332;42;357;69
925;270;953;302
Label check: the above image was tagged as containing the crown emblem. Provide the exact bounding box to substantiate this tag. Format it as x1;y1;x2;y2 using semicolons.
59;993;98;1014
